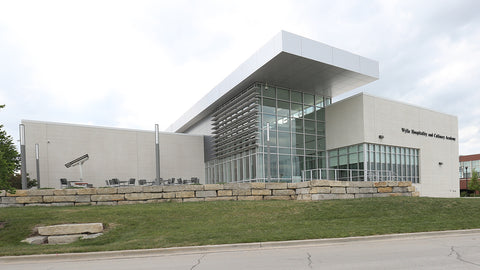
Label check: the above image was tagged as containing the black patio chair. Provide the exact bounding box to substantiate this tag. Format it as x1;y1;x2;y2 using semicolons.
138;179;147;185
128;178;136;186
60;178;68;188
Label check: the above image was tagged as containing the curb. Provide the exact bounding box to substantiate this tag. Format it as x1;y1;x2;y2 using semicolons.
2;229;480;263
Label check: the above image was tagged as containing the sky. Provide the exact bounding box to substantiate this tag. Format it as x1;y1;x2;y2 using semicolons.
0;0;479;155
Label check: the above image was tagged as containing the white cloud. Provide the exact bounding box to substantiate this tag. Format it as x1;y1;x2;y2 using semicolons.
0;0;479;156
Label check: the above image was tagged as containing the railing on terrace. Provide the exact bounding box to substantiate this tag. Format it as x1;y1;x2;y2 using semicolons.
301;169;408;182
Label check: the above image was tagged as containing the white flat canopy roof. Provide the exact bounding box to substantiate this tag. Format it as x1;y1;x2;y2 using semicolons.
167;31;379;133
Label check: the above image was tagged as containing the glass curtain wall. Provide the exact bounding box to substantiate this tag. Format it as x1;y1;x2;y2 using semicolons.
327;143;420;183
258;83;329;182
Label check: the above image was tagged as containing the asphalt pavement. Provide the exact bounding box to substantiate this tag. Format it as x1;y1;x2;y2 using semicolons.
1;229;480;269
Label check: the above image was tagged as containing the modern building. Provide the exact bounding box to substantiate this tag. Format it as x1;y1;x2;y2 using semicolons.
22;31;459;197
459;154;480;195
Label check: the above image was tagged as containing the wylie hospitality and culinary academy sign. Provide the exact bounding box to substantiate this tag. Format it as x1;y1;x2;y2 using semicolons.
401;128;456;141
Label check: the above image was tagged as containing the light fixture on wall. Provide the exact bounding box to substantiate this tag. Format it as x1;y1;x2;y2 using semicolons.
439;162;443;166
378;135;384;139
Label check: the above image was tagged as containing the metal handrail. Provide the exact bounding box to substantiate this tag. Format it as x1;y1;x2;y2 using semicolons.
301;168;406;182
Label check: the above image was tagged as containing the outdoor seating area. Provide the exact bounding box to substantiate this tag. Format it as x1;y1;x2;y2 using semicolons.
58;177;201;189
59;178;93;188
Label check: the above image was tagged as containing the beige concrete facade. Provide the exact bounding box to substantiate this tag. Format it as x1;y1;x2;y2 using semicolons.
22;120;205;189
326;93;459;197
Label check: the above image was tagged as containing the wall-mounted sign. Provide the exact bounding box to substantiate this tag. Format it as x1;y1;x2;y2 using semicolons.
401;128;456;141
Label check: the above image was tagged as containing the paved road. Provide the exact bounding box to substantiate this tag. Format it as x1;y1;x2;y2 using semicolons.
2;230;480;270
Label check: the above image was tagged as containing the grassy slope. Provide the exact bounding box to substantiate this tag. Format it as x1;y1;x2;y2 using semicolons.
0;197;478;256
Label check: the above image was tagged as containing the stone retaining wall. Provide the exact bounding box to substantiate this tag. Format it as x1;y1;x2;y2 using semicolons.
0;180;418;207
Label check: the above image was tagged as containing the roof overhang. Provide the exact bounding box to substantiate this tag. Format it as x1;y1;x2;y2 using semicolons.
167;31;379;133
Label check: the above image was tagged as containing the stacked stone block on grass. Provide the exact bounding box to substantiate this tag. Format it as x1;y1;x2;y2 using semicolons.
0;180;416;206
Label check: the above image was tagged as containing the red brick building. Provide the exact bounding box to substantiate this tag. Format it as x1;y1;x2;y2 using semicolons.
459;154;480;195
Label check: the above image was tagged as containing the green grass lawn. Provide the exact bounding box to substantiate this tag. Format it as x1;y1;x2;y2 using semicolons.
0;197;479;256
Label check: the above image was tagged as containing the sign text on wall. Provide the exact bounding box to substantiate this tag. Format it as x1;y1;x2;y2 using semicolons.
401;128;456;141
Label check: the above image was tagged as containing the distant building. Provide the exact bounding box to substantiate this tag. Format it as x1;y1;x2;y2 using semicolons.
459;154;480;194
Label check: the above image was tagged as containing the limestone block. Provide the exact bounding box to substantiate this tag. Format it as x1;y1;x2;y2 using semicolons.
91;194;124;202
95;188;117;194
223;183;251;190
16;196;43;204
21;236;48;245
51;202;75;206
96;201;118;206
392;187;408;193
265;195;294;200
251;182;266;189
332;194;354;200
75;202;93;206
81;233;103;239
175;191;195;198
217;190;233;196
183;198;205;202
196;190;217;198
25;203;52;207
412;192;420;197
205;197;236;201
378;187;393;193
0;190;5;196
233;189;252;196
398;181;412;187
28;189;54;196
53;189;77;196
237;196;263;201
359;188;377;194
38;223;103;236
204;184;223;191
43;196;54;203
354;194;373;198
330;181;350;187
0;203;23;207
125;193;163;201
372;193;390;198
311;194;335;200
296;188;310;194
118;186;145;194
309;180;332;187
7;190;28;197
163;192;176;199
273;189;295;196
294;182;309;188
48;235;82;245
374;182;387;187
287;183;297;189
386;181;399;187
296;194;312;200
310;187;331;194
331;187;346;194
346;187;360;194
141;186;163;193
407;186;416;192
76;188;97;195
265;183;288;190
53;196;77;202
0;197;17;204
75;195;91;203
251;189;271;196
351;182;374;188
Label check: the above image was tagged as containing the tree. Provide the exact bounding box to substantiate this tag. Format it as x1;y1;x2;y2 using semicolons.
468;169;480;197
0;105;19;193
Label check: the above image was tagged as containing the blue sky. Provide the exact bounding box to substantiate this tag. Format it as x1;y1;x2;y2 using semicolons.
1;0;479;155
